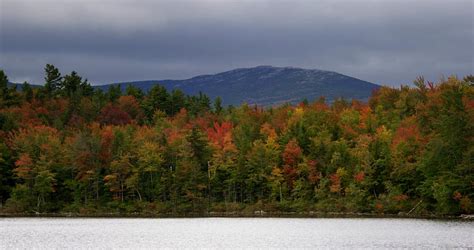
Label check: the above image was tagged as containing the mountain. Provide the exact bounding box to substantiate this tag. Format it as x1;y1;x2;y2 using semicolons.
97;66;379;106
11;66;378;106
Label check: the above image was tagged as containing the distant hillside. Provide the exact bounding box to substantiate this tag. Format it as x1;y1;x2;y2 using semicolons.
8;82;41;89
96;66;379;106
10;66;379;106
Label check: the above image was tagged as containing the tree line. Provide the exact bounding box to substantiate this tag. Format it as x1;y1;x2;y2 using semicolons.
0;65;472;216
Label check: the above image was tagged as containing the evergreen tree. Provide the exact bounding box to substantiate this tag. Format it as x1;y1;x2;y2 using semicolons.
214;96;223;114
142;84;170;119
126;84;144;100
169;89;186;116
0;70;10;106
21;82;34;102
43;64;62;97
107;84;122;103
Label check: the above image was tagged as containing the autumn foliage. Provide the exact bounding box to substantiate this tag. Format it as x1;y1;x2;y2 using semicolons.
0;67;472;216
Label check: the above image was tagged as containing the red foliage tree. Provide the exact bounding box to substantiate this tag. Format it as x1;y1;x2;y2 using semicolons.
99;126;114;164
282;139;302;168
14;153;33;180
391;117;422;149
282;139;302;188
98;104;132;126
354;171;365;183
307;159;320;185
207;121;233;150
118;95;143;120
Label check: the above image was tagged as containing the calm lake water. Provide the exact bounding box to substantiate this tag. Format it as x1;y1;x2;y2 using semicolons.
0;217;472;249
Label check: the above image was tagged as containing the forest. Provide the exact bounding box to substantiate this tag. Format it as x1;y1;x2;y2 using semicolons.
0;65;472;217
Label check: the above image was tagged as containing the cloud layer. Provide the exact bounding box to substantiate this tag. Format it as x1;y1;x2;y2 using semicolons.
1;0;473;85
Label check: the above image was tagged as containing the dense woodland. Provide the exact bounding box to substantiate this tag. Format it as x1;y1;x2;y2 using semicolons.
0;65;472;216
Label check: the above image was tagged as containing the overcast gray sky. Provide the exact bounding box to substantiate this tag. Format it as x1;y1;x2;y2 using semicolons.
1;0;473;86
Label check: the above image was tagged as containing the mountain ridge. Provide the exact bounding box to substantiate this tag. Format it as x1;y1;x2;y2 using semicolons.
97;65;380;106
10;66;380;106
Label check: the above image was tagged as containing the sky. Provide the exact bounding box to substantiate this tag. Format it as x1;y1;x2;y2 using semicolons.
0;0;473;86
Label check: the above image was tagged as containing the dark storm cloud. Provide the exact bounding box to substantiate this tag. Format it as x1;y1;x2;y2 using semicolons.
1;0;472;85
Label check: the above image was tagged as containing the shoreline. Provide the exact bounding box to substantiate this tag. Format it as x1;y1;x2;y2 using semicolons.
1;211;471;220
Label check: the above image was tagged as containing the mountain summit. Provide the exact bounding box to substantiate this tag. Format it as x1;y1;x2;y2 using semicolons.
100;66;380;106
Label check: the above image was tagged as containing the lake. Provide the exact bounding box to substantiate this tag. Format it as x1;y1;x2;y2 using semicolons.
0;218;472;248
